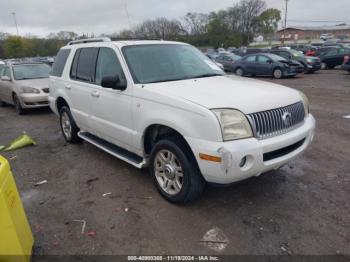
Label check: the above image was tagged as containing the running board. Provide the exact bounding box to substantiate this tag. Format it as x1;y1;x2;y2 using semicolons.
78;131;146;169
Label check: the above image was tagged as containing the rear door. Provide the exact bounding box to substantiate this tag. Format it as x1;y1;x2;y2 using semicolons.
68;47;99;131
89;47;133;150
243;55;257;74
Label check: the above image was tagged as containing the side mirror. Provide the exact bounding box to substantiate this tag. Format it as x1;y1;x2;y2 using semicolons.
1;76;11;81
266;59;273;64
101;75;126;90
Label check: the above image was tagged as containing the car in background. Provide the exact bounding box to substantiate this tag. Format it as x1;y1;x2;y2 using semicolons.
318;47;350;69
0;61;5;75
342;55;350;73
232;53;302;79
305;47;318;56
0;62;51;114
214;53;242;72
320;33;334;41
314;46;338;57
217;48;226;53
269;48;321;73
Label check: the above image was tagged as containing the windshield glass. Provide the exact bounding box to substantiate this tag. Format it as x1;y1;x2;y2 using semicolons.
0;64;5;75
289;49;303;57
122;44;224;84
13;64;51;80
269;54;287;61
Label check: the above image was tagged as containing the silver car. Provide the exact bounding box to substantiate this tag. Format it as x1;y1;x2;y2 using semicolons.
0;62;51;114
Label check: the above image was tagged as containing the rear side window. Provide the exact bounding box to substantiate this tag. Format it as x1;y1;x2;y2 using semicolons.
70;47;98;82
51;49;71;77
245;55;256;62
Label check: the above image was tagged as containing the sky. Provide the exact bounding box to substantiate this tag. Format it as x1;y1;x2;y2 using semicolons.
0;0;349;37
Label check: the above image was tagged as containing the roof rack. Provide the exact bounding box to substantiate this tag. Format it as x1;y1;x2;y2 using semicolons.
67;37;111;46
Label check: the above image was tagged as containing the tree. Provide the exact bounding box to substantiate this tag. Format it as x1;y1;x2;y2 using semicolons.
4;36;26;58
183;13;209;35
207;18;242;48
258;8;281;43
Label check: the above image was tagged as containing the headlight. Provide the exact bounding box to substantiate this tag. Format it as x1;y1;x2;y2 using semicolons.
299;91;310;116
21;86;40;94
306;58;313;63
212;109;252;141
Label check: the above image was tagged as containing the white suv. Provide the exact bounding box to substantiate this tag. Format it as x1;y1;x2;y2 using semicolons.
49;38;315;203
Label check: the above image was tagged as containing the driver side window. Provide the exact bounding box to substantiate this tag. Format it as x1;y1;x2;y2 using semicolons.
3;67;12;78
95;47;126;86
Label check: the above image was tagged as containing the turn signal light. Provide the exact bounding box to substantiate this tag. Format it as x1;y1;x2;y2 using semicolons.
199;153;222;163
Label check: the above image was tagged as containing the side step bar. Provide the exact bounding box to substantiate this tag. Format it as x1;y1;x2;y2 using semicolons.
78;131;146;169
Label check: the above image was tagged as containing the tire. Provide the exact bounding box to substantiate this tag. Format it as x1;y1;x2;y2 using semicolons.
59;106;81;143
13;94;25;115
235;67;244;76
0;99;6;107
149;136;205;204
273;68;283;79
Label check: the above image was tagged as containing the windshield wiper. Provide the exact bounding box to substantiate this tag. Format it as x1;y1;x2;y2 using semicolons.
192;73;222;79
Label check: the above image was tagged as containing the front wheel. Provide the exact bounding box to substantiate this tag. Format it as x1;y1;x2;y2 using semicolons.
59;106;81;143
13;94;24;115
235;67;244;76
273;68;283;79
149;137;205;204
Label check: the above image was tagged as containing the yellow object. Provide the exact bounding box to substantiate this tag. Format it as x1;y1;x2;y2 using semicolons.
0;156;34;262
2;134;36;152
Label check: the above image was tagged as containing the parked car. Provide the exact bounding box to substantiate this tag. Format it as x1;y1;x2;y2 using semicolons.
305;47;318;56
232;53;302;79
320;33;334;41
217;48;226;53
49;38;315;203
214;53;242;72
0;62;51;114
269;48;321;73
341;55;350;73
0;61;5;75
314;46;338;57
318;47;350;69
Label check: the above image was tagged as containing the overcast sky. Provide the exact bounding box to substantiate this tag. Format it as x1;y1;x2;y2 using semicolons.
0;0;349;37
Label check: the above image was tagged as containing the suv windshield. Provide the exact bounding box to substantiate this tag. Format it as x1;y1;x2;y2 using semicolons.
122;44;224;84
13;64;51;80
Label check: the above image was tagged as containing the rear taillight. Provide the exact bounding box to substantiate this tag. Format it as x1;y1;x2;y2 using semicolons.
344;55;350;64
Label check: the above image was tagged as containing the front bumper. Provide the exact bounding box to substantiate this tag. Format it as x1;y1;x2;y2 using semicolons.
19;93;49;108
186;114;316;184
306;63;321;71
342;64;350;72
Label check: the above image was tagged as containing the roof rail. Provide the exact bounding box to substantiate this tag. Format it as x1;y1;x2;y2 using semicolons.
67;37;111;46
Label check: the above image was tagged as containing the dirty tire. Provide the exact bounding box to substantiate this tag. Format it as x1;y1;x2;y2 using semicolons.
0;99;6;107
59;106;81;143
13;94;24;115
235;67;244;76
149;137;205;204
273;68;283;79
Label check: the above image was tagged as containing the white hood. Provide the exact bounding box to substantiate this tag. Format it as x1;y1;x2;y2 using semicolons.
145;75;302;114
16;78;50;90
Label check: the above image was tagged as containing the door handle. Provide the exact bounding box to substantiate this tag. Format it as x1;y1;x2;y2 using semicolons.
65;84;71;90
91;90;100;98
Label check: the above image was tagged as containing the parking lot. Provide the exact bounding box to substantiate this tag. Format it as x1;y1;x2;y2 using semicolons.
0;69;349;256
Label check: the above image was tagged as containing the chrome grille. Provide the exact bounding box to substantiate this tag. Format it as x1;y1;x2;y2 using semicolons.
248;102;305;139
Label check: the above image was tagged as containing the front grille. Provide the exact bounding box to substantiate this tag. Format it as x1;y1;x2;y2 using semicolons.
263;139;305;162
42;88;50;93
248;102;305;139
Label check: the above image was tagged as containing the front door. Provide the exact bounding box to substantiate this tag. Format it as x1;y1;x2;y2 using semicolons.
89;47;133;150
0;67;15;104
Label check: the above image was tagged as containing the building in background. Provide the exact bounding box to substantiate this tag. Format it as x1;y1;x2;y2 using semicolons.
276;25;350;41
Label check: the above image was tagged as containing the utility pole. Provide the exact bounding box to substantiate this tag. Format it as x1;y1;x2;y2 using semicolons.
282;0;289;45
12;12;19;36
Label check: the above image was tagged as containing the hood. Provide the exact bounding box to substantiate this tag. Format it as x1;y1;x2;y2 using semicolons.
145;75;302;114
16;78;49;90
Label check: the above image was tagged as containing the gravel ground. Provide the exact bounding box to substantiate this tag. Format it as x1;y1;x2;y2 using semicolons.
0;69;349;257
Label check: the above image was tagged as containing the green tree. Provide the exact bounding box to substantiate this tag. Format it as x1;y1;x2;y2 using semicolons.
207;18;242;48
4;36;26;58
258;8;281;44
